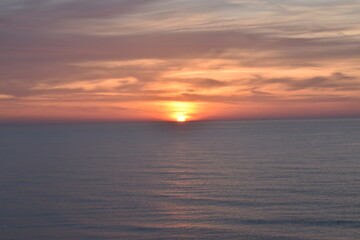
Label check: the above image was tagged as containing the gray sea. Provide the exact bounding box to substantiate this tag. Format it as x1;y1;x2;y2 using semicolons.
0;118;359;240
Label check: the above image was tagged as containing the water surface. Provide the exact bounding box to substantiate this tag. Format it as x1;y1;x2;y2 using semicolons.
0;119;359;239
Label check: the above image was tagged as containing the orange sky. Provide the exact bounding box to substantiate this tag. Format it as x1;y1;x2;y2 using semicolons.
1;0;359;123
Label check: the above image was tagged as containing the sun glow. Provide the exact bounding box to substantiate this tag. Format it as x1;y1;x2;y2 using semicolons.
176;115;187;122
163;101;196;122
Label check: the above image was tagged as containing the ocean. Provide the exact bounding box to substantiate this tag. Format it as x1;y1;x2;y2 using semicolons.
0;118;359;240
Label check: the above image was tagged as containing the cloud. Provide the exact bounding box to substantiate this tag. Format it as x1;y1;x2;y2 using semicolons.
0;0;159;31
32;77;138;91
0;94;15;99
179;78;230;89
0;0;360;121
253;72;359;91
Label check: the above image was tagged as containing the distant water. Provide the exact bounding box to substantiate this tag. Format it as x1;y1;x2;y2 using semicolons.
0;119;359;240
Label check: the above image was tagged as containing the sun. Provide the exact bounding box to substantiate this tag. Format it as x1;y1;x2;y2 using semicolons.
165;102;195;122
176;116;187;122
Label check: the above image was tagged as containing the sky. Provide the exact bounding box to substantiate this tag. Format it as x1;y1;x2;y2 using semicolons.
0;0;359;122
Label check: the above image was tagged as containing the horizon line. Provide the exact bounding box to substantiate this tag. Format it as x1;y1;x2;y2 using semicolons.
1;115;359;126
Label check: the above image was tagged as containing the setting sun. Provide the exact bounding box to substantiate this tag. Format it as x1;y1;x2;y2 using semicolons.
164;101;195;122
176;116;187;122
